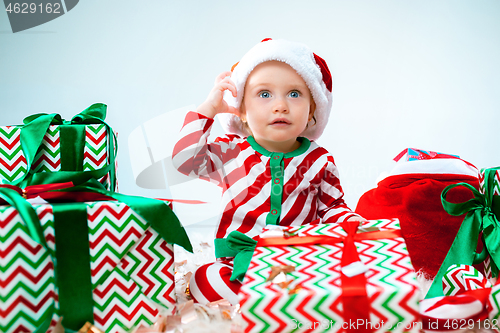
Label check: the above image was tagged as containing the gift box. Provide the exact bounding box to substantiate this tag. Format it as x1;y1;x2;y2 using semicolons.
0;103;117;191
238;219;421;333
0;185;192;333
420;265;491;331
425;166;500;299
484;167;500;330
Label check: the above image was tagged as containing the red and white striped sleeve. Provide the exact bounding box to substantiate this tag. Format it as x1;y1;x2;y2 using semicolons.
317;155;359;223
171;111;241;186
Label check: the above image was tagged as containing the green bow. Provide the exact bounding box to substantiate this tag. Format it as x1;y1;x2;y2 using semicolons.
12;103;117;191
71;180;193;252
223;231;258;282
425;167;500;299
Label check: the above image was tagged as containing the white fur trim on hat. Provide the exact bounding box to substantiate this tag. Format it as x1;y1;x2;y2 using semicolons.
219;39;333;142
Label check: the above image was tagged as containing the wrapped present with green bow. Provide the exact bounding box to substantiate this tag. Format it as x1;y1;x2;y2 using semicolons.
0;182;192;333
0;103;117;191
236;219;421;333
425;166;500;299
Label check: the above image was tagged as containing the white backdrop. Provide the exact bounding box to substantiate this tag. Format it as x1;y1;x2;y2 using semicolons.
1;0;499;234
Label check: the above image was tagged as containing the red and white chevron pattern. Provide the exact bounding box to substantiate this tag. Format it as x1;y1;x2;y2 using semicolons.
1;201;175;333
86;201;175;332
120;229;176;308
0;205;58;333
0;126;27;183
84;124;108;170
495;170;500;196
92;269;161;332
87;201;146;287
479;168;500;196
32;126;60;172
443;264;491;296
239;219;421;333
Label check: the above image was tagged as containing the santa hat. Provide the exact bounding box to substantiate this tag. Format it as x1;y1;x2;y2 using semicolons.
220;38;333;141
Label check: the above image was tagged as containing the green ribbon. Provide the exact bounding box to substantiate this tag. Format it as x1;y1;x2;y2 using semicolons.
55;180;193;252
14;103;117;191
0;187;46;247
218;231;258;282
214;237;239;258
425;167;500;299
0;187;55;333
52;202;94;330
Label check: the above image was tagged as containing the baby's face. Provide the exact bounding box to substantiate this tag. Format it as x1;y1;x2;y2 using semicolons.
240;61;315;153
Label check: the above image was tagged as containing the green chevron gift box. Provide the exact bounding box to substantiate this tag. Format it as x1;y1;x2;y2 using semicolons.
0;103;117;191
238;219;421;333
425;167;500;300
0;184;192;333
480;167;500;281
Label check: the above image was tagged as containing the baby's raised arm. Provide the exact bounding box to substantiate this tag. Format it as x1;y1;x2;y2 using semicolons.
196;71;240;119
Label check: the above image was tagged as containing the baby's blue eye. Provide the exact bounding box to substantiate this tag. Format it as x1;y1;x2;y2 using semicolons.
259;91;271;98
289;91;300;98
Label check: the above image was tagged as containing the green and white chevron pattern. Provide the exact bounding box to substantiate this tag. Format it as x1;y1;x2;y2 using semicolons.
239;219;421;333
1;201;175;333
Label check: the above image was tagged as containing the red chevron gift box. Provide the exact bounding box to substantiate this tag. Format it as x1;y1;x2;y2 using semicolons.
0;103;117;191
419;265;492;331
0;185;192;333
238;219;421;333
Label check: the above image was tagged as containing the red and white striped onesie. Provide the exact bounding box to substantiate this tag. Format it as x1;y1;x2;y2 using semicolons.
172;111;358;304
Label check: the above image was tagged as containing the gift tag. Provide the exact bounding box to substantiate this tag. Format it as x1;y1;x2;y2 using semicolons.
341;261;368;277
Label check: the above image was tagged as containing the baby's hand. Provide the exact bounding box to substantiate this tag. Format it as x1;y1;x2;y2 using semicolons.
197;71;240;119
346;216;368;224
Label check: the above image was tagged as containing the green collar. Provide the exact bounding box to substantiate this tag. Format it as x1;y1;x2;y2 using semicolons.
247;136;311;158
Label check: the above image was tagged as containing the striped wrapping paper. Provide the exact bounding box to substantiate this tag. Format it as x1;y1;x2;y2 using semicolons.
478;168;500;281
0;200;175;333
485;168;500;330
239;219;421;333
0;124;116;191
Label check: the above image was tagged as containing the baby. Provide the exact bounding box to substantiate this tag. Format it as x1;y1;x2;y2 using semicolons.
172;38;364;305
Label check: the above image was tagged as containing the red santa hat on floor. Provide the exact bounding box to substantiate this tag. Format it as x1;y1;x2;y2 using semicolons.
220;38;333;141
